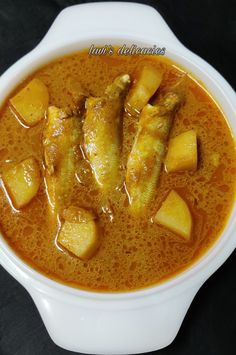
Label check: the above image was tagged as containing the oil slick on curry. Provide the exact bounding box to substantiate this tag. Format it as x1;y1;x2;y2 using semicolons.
0;49;235;292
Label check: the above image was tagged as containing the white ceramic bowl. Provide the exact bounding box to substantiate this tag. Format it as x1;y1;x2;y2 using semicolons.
0;2;235;354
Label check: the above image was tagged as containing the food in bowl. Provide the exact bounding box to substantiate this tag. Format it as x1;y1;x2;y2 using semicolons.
0;49;235;292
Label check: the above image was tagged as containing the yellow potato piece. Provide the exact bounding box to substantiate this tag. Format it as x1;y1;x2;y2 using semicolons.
62;206;96;223
58;207;99;260
165;130;197;173
2;157;40;209
154;190;192;239
125;66;163;114
10;78;49;126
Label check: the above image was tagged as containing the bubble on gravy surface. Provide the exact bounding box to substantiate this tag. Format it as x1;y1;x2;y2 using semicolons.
0;51;235;291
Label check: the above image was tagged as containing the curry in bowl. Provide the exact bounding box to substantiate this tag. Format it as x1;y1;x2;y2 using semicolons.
0;50;235;291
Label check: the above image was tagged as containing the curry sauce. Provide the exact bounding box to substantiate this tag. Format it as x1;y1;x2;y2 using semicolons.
0;50;235;291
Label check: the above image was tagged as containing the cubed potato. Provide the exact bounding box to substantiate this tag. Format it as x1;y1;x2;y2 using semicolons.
58;207;99;260
62;206;96;223
10;78;49;126
165;130;198;173
126;66;163;113
154;190;192;239
2;157;40;209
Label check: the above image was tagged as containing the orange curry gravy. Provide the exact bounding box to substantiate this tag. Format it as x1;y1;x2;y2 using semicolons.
0;50;235;292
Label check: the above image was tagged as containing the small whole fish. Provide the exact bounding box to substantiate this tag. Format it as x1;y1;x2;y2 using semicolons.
43;106;82;215
126;78;186;215
83;74;130;192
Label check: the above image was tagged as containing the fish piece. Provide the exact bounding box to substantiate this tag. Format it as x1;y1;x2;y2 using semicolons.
43;106;81;215
126;78;185;215
125;66;163;115
83;74;130;192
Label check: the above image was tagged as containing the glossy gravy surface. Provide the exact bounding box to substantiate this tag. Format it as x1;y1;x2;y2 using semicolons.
0;51;235;291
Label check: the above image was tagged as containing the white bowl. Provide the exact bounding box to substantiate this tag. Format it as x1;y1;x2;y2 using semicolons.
0;2;235;354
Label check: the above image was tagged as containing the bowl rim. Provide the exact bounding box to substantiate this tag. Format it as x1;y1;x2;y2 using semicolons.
0;36;235;306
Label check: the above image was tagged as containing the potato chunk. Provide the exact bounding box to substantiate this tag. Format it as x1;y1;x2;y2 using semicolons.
58;207;99;260
125;66;163;114
154;190;192;239
165;130;197;173
62;206;96;223
10;78;49;126
2;157;40;209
